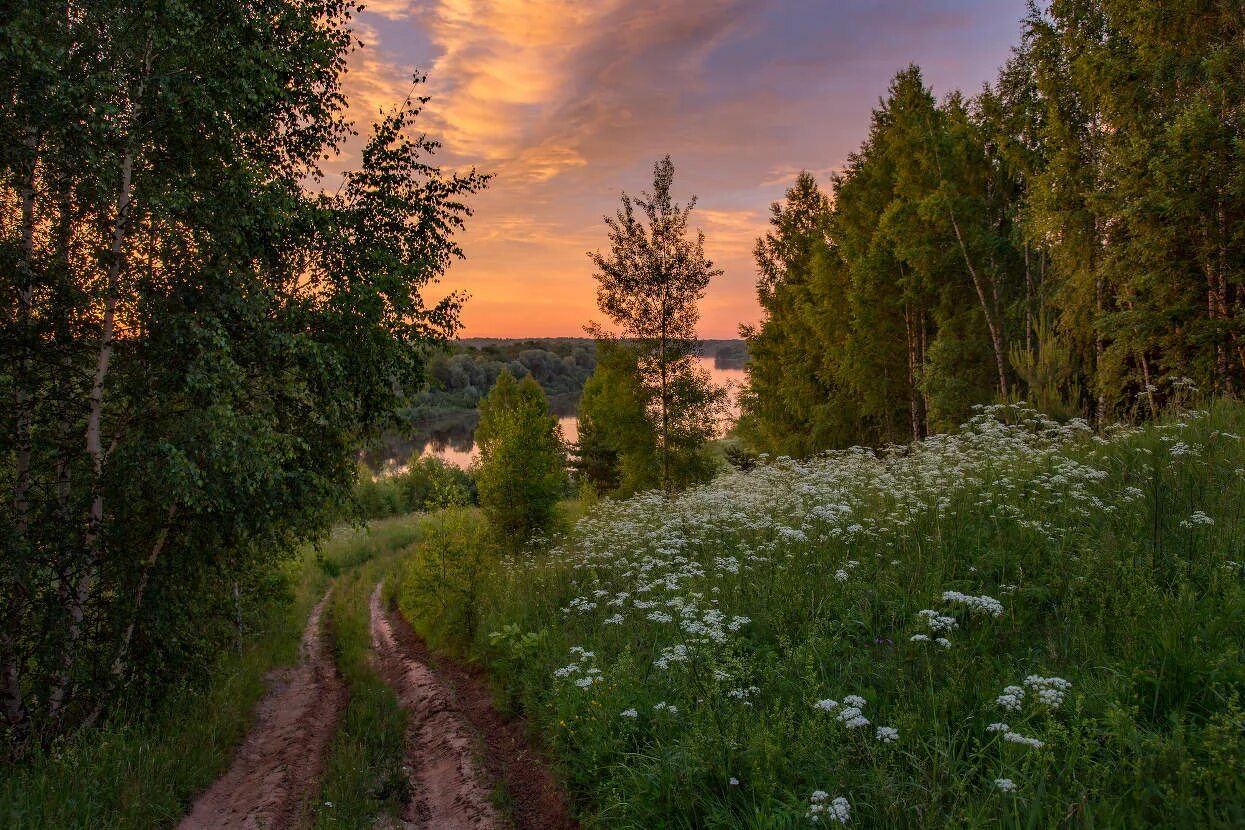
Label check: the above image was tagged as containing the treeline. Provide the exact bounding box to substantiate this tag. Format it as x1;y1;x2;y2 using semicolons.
741;1;1245;455
403;340;596;422
402;337;746;424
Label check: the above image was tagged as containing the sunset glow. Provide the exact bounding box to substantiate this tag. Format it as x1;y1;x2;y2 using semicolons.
334;0;1028;337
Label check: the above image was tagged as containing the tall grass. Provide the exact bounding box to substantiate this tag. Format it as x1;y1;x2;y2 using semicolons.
414;403;1245;827
311;515;423;829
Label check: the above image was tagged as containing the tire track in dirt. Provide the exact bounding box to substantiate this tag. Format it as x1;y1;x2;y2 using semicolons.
369;584;500;829
180;589;345;830
369;584;576;830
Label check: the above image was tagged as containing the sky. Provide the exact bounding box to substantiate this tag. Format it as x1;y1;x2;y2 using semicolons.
329;0;1030;338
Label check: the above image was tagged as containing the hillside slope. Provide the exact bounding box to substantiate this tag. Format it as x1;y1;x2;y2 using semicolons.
461;404;1245;827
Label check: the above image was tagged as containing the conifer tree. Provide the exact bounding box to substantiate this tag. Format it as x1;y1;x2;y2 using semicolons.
587;156;725;491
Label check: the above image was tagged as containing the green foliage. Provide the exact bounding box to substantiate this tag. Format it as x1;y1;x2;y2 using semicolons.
398;508;494;651
0;0;486;750
352;456;475;521
465;403;1245;827
587;156;727;491
404;339;597;422
575;341;660;496
475;370;568;553
743;5;1245;452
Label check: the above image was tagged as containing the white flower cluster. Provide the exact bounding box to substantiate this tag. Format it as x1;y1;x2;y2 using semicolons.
554;646;600;685
875;726;899;743
941;590;1004;617
917;609;959;632
996;685;1026;712
653;643;689;670
1003;731;1044;749
727;685;760;703
994;778;1017;792
1024;675;1072;708
813;694;871;729
807;791;850;824
1179;510;1215;529
985;721;1044;748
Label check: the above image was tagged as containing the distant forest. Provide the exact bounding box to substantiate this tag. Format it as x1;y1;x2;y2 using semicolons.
402;338;746;425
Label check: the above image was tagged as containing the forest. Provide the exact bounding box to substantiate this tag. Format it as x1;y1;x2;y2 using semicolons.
2;1;1243;829
741;4;1245;455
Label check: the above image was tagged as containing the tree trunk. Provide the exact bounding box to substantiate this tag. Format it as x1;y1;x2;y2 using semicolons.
947;208;1009;400
78;506;176;733
5;126;40;753
49;127;142;733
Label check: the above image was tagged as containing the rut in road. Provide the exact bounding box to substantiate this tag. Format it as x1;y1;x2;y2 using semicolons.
180;590;345;830
369;584;501;830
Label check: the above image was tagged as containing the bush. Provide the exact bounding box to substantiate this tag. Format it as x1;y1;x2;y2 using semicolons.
397;508;494;651
474;370;568;552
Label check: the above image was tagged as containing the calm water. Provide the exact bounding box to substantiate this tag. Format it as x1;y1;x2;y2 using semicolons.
372;357;746;472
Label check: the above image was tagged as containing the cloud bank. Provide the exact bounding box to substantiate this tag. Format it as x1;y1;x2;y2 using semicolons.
333;0;1028;337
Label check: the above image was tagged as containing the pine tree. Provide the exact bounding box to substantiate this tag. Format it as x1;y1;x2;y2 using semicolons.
587;156;725;491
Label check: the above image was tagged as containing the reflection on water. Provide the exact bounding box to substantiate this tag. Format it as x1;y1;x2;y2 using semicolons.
369;356;745;472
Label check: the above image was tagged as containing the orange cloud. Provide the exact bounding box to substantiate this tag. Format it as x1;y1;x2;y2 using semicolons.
330;0;1029;337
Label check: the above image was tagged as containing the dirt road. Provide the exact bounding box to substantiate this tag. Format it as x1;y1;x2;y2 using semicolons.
369;584;500;829
180;591;345;830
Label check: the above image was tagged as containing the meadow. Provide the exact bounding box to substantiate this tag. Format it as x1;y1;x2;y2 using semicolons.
405;402;1245;828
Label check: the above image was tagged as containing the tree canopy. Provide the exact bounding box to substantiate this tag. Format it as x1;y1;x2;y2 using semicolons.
742;2;1245;454
0;0;485;752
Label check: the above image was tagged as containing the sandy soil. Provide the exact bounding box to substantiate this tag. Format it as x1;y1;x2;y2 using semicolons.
180;591;346;830
369;584;501;829
370;585;577;830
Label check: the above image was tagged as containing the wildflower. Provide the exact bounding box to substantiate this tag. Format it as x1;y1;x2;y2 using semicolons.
994;778;1016;793
620;708;638;718
935;637;952;648
834;569;849;582
835;706;869;729
603;613;624;625
941;591;1004;617
997;686;1025;712
842;694;867;708
909;634;930;642
814;699;838;711
1179;510;1215;528
807;791;850;824
1023;675;1071;709
875;726;898;743
1002;731;1044;749
729;777;740;786
986;722;1010;733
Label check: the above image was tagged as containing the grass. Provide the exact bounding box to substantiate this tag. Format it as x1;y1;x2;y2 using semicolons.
311;515;425;829
402;402;1245;828
0;549;329;830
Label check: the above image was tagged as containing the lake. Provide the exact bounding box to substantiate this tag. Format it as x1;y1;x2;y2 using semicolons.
368;356;746;472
